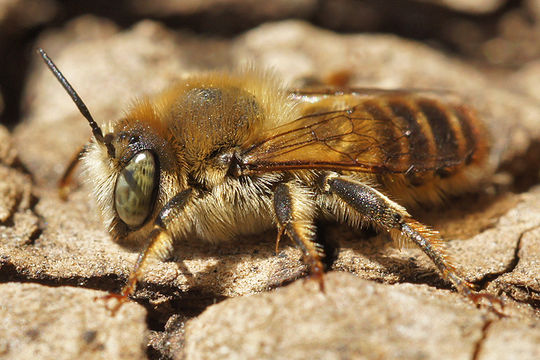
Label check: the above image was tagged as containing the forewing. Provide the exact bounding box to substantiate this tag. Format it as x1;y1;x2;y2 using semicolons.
240;90;479;174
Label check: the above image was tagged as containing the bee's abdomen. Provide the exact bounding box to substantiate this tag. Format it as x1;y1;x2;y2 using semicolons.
362;95;489;183
353;95;491;204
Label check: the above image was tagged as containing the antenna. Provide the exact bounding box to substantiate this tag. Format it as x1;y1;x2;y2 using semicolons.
37;48;115;158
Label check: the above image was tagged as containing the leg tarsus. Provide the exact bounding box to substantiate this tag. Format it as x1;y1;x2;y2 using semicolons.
97;292;129;316
97;226;174;314
468;292;504;309
446;265;505;315
457;280;505;316
305;256;325;292
275;226;285;255
95;252;146;315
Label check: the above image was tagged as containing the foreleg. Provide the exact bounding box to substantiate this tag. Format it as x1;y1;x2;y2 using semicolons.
104;188;194;313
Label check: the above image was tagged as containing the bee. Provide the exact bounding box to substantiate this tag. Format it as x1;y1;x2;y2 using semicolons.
38;48;499;311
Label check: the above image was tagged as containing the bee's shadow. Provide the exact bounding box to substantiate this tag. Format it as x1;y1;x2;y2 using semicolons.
144;191;516;308
165;230;300;295
161;224;411;297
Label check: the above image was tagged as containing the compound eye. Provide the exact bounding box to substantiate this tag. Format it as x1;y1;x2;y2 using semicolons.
114;150;156;227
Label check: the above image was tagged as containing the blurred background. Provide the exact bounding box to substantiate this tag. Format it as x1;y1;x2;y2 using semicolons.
2;0;540;127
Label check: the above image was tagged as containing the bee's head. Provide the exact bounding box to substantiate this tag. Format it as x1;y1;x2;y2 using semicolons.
81;118;181;248
38;48;181;248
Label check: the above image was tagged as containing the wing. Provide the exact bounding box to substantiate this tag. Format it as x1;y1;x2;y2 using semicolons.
239;89;486;175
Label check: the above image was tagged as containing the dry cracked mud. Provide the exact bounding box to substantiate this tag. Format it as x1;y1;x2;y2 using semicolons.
1;4;540;360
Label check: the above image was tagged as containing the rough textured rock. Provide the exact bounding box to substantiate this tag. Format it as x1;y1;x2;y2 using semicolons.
0;0;56;34
0;125;18;167
184;272;539;360
527;0;540;21
131;0;316;20
422;0;506;13
477;317;540;360
493;225;540;306
0;283;147;360
0;124;35;245
3;16;540;360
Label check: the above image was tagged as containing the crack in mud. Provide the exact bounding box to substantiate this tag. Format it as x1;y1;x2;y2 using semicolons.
504;284;540;310
0;260;124;290
473;225;539;293
471;319;494;360
24;199;45;246
0;256;225;354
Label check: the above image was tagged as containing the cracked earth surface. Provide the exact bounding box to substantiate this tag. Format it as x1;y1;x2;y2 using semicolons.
1;18;540;360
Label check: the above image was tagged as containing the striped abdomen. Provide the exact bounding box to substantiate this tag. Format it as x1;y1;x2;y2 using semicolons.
358;95;490;185
345;94;490;204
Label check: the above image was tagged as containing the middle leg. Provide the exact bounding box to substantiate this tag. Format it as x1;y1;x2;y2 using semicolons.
273;181;325;288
